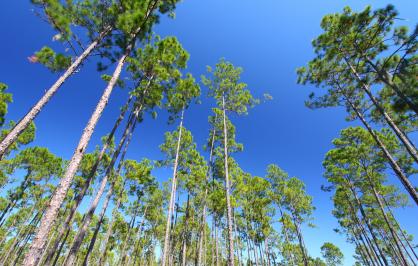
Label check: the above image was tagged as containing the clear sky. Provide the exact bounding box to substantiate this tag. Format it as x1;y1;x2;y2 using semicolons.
1;1;417;265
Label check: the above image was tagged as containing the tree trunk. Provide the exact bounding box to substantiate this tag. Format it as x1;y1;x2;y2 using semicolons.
292;215;309;266
0;28;111;158
382;196;418;261
181;193;191;266
198;124;216;266
43;95;133;265
82;179;124;266
0;171;32;225
343;93;418;205
364;170;409;265
162;108;184;266
23;43;132;266
64;108;137;266
345;58;418;164
365;57;418;115
215;222;219;266
348;183;389;266
126;206;148;266
222;95;235;266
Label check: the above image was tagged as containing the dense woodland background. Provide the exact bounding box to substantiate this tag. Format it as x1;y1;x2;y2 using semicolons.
0;1;417;265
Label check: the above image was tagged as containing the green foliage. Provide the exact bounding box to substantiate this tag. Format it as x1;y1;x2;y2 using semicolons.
34;46;72;73
0;83;12;127
202;58;257;114
320;242;344;266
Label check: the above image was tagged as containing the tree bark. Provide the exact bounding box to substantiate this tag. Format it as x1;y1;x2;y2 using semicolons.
162;108;184;266
181;193;191;266
198;124;216;266
382;196;418;261
364;170;409;266
345;58;418;164
348;183;389;266
365;57;418;115
64;107;137;266
0;28;111;158
343;93;418;205
222;95;235;266
43;95;133;265
23;42;132;266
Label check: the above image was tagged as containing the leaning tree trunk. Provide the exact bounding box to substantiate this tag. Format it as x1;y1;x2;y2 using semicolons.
365;57;418;116
344;58;418;164
82;176;125;266
64;108;137;266
382;196;418;261
125;205;148;266
23;42;133;266
222;95;235;266
0;28;111;158
343;93;418;205
364;171;410;266
348;182;389;266
42;95;133;265
161;108;184;266
347;199;383;266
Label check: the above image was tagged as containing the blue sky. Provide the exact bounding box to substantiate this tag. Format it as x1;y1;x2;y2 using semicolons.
1;1;417;265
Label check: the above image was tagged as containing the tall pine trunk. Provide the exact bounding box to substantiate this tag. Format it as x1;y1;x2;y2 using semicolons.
0;28;111;158
364;57;418;115
345;58;418;164
64;108;137;265
181;193;191;266
23;43;132;266
198;124;216;266
162;108;184;266
42;95;133;265
364;170;409;265
382;197;418;261
343;92;418;205
222;95;235;266
348;183;389;266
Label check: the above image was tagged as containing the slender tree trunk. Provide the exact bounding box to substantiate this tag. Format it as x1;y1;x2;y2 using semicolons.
382;196;418;261
264;238;271;266
345;58;418;164
343;93;418;205
82;179;122;266
65;108;137;266
181;193;191;266
119;213;136;265
0;28;111;158
215;222;219;266
353;227;377;266
43;95;133;265
97;193;123;266
291;215;309;266
348;184;389;266
162;108;184;266
222;95;235;266
352;235;372;266
0;172;32;225
345;190;383;266
251;237;259;266
0;213;37;264
198;124;216;266
126;206;148;266
365;57;418;115
23;42;133;266
364;171;409;266
277;207;295;265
